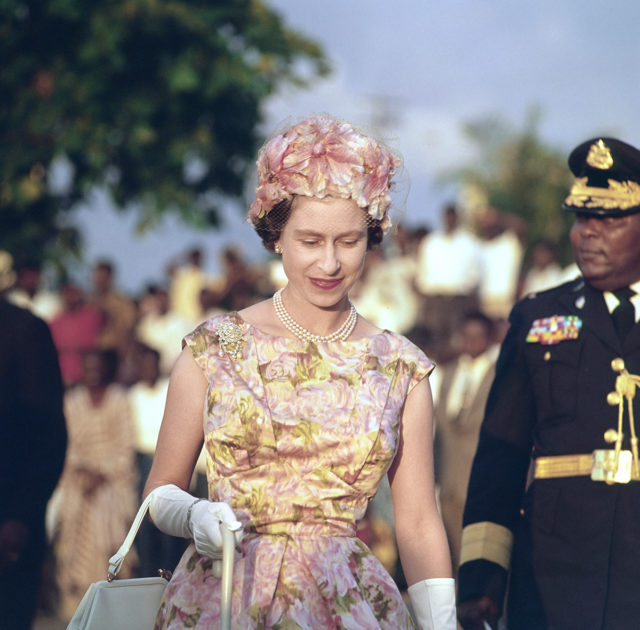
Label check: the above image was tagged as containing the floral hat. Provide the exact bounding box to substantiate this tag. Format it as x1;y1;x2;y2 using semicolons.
248;115;402;232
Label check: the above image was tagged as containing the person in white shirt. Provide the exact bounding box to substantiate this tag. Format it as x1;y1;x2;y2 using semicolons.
415;205;482;354
136;287;196;376
519;239;566;297
475;207;525;322
128;345;186;577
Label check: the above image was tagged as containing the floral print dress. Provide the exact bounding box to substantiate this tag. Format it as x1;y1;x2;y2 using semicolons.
154;313;433;629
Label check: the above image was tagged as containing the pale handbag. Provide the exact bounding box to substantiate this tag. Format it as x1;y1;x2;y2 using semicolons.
67;493;237;630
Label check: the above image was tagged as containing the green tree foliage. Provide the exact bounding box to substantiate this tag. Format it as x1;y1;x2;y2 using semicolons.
445;108;575;264
0;0;329;265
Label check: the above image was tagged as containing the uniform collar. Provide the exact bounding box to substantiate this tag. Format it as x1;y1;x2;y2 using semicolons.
603;279;640;320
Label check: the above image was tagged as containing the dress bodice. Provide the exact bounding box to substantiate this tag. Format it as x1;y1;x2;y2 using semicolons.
185;313;433;537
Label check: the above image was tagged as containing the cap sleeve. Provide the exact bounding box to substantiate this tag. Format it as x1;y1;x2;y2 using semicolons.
405;339;435;394
182;314;228;372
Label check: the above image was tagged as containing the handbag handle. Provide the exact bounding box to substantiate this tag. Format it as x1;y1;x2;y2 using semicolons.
108;493;154;580
106;493;237;630
107;493;236;630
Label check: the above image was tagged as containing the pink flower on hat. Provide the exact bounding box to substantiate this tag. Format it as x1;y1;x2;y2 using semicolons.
249;116;401;232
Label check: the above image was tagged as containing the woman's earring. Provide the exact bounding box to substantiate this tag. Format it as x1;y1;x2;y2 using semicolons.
274;244;282;254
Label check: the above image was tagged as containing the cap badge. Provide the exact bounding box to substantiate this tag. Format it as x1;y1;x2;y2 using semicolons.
586;139;614;170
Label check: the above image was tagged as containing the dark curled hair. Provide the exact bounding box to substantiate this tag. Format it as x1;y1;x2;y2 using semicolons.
252;197;384;252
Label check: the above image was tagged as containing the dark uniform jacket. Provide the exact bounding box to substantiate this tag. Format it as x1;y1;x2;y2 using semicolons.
0;300;67;628
458;277;640;630
0;300;67;527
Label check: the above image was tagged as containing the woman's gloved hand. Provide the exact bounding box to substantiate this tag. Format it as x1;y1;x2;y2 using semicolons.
148;484;243;562
408;578;457;630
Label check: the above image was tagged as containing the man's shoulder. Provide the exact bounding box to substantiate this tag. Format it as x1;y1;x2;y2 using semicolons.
0;299;55;360
517;276;585;310
0;297;47;329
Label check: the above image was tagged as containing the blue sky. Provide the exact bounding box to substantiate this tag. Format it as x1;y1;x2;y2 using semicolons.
73;0;640;294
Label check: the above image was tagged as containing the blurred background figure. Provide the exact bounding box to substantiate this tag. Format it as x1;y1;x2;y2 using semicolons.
415;204;482;360
49;283;103;389
268;254;288;292
52;349;138;621
128;345;187;577
5;258;61;322
212;246;270;312
168;247;207;322
353;224;421;335
91;259;138;382
475;206;526;324
198;285;225;320
433;311;498;575
136;285;195;377
0;251;67;630
519;238;565;297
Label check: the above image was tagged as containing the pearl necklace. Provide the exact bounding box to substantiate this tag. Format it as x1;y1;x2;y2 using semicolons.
273;288;357;343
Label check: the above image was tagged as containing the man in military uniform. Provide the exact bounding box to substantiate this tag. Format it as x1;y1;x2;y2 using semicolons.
456;137;640;630
0;251;67;629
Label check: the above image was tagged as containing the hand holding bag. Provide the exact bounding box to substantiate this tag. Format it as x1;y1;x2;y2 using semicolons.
66;493;238;630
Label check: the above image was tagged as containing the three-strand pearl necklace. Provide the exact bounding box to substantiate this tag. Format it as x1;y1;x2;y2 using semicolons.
273;288;357;343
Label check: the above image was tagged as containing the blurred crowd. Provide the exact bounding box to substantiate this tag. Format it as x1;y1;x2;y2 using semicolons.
5;202;580;625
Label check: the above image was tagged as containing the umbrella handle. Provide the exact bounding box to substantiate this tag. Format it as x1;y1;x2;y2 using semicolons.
219;522;238;630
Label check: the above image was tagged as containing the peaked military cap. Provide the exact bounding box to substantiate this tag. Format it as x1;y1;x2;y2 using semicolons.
563;137;640;217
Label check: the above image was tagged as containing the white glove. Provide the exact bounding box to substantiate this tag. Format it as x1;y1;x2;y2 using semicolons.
149;484;243;562
408;578;457;630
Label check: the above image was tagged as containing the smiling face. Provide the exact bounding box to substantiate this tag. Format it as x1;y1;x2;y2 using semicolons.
276;196;369;311
569;212;640;291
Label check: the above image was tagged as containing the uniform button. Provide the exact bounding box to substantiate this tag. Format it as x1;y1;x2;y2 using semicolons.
611;357;626;372
544;351;551;361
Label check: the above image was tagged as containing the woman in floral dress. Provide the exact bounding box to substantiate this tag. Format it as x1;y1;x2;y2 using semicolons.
144;115;456;629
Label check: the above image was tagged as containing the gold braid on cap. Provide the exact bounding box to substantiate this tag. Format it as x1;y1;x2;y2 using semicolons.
565;177;640;211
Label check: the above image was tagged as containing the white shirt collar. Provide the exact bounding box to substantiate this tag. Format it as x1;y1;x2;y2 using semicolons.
603;279;640;321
